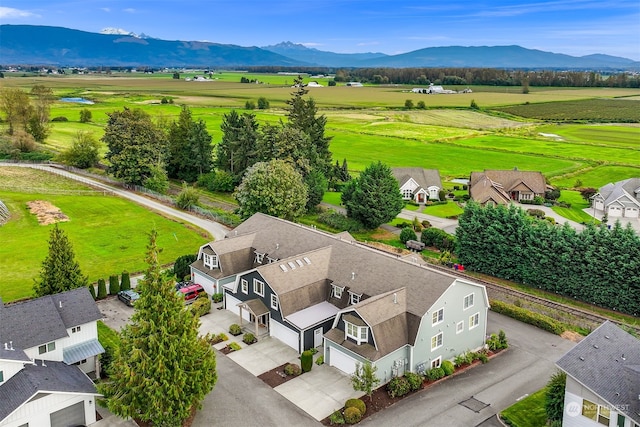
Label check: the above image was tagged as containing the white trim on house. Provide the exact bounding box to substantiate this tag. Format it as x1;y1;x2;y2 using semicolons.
463;293;474;310
432;307;444;326
431;332;443;351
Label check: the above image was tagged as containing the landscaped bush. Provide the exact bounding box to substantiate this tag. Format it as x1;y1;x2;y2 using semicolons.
329;410;345;425
387;376;411;398
478;352;489;364
399;227;417;244
487;329;509;351
490;300;565;335
345;398;366;415
527;208;545;218
404;372;422;391
228;342;241;351
51;116;69;122
425;367;445;381
229;324;242;336
441;360;455;376
88;283;96;299
209;333;228;344
301;350;313;372
120;271;131;291
343;406;362;424
109;275;120;295
190;297;211;317
97;278;107;299
242;332;256;344
421;220;431;228
315;355;324;365
420;227;456;251
212;292;223;303
284;363;301;376
317;210;364;232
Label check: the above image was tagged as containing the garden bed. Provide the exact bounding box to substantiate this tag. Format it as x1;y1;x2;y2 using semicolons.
257;363;300;388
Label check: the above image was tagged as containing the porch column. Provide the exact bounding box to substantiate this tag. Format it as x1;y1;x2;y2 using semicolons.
238;306;243;327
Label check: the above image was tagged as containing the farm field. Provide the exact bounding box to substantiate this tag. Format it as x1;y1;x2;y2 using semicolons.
0;167;209;303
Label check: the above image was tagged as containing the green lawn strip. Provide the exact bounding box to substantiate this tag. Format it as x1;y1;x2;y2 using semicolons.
552;190;598;224
536;124;640;149
552;165;640;188
322;191;343;206
422;202;464;218
500;388;548;427
97;320;121;349
403;203;420;211
0;192;209;302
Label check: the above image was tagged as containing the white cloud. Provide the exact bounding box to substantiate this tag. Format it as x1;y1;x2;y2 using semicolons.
123;8;136;13
101;7;111;12
0;7;39;19
301;42;322;48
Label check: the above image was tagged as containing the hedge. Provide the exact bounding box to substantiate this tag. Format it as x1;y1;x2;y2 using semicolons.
490;300;565;335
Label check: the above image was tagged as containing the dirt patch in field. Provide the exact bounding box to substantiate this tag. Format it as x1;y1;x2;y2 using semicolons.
561;330;584;343
26;200;69;225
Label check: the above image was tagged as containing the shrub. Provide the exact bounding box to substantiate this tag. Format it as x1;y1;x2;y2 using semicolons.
425;367;445;381
387;376;410;398
317;210;364;232
498;330;508;348
257;97;270;109
51;116;69;122
242;332;256;344
315;355;324;365
345;398;366;415
527;208;545;218
399;227;417;244
210;333;228;344
284;363;301;376
212;292;223;303
229;324;242;336
441;360;455;376
301;350;313;372
478;352;489;364
329;410;345;425
88;283;96;300
487;334;501;351
120;271;131;291
175;183;199;210
421;220;431;228
97;278;107;299
79;108;92;123
490;300;565;335
405;372;422;391
545;216;556;225
173;254;196;280
109;275;120;295
228;342;241;351
190;297;211;317
343;406;362;424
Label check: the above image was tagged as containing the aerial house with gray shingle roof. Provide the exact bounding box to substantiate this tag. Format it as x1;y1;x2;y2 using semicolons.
556;321;640;427
469;169;547;206
192;213;489;382
592;178;640;219
0;287;103;427
392;167;443;204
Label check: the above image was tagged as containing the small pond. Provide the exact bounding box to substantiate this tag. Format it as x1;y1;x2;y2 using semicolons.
60;97;95;104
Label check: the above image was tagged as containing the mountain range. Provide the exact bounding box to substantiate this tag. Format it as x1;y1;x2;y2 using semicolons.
1;25;637;70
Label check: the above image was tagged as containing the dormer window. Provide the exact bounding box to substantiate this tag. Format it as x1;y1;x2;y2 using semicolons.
254;252;265;264
349;291;362;305
332;284;344;299
203;253;218;269
38;341;56;354
345;321;368;345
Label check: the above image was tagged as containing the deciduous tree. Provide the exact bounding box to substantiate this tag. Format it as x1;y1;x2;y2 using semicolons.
0;87;32;135
33;224;88;297
98;230;217;426
59;130;101;169
351;361;380;402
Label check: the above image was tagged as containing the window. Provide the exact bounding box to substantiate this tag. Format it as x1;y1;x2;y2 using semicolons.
349;291;361;305
241;279;248;294
430;357;441;369
582;399;597;421
456;321;464;334
402;189;412;199
0;370;3;383
597;405;610;426
469;313;479;329
464;293;474;310
72;326;81;333
271;294;279;310
203;253;218;269
73;359;87;366
431;332;443;351
345;321;368;345
38;341;56;354
332;284;344;299
253;279;264;297
432;308;444;326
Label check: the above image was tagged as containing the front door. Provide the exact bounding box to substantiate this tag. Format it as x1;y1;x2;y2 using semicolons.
259;314;269;329
314;327;323;348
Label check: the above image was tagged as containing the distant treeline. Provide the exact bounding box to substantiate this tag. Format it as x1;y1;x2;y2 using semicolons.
245;66;640;88
456;203;640;316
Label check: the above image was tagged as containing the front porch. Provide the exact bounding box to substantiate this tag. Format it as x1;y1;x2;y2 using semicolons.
237;299;270;338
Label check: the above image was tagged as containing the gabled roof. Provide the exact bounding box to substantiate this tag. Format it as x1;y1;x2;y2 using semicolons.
470;169;546;199
556;321;640;424
0;287;102;351
392;168;442;190
597;178;640;208
0;360;98;422
468;173;511;205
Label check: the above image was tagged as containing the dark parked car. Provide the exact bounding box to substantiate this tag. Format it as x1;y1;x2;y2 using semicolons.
117;289;140;307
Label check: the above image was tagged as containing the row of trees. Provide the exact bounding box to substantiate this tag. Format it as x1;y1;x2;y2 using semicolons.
456;203;640;315
0;85;54;154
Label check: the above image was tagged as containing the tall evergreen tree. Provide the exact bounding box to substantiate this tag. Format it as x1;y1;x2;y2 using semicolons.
341;161;404;229
98;230;217;426
167;106;213;182
216;110;259;182
33;224;88;297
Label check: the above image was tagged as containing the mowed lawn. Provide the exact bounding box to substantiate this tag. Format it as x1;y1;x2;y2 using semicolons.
0;173;209;302
499;388;548;427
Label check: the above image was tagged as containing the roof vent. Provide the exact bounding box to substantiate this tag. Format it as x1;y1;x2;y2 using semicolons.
622;354;626;361
59;301;62;308
579;356;585;361
279;264;288;272
296;259;304;267
393;293;397;304
303;257;311;265
351;272;355;280
605;335;610;339
593;344;599;349
3;342;7;350
276;243;279;250
41;359;47;367
288;261;296;270
9;341;13;351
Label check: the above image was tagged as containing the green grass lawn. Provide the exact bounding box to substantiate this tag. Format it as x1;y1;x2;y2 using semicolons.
0;168;209;302
422;202;465;218
97;320;121;349
500;388;548;427
552;190;598;224
322;191;343;206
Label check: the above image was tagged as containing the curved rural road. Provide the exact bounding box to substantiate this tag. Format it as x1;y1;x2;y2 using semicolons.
0;163;230;241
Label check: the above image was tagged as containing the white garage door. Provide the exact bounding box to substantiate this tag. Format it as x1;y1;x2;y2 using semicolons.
50;401;85;427
329;347;357;375
225;294;250;321
271;320;299;352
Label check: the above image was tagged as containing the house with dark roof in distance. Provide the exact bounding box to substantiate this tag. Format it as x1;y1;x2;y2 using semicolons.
191;213;489;382
0;287;104;427
392;167;443;204
592;178;640;219
556;321;640;427
469;169;547;206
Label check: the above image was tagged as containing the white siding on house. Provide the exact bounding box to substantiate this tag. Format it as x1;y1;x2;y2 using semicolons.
192;270;217;295
0;394;96;427
0;361;24;385
225;294;250;321
562;376;634;427
270;319;299;352
328;346;358;375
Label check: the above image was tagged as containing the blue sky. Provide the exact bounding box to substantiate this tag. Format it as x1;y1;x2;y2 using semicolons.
1;0;639;60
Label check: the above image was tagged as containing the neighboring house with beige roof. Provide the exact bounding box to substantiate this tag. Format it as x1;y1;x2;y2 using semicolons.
194;213;489;382
591;178;640;219
392;168;442;203
469;169;547;205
